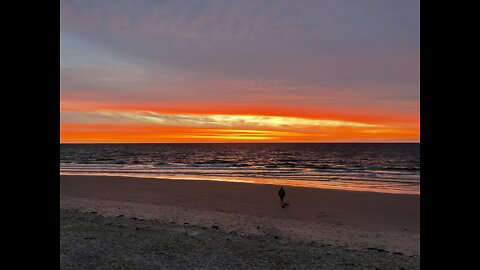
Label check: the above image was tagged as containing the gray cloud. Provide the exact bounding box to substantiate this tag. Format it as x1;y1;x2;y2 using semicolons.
60;0;419;112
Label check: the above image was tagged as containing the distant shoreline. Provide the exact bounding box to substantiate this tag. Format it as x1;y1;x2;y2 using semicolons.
60;172;420;195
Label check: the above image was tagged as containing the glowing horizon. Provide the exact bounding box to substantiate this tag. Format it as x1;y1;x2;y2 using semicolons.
60;0;419;143
61;110;418;143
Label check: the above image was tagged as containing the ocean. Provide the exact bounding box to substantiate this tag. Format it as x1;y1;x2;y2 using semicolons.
60;143;420;194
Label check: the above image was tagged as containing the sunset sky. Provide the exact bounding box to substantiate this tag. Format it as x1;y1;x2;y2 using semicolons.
60;0;419;143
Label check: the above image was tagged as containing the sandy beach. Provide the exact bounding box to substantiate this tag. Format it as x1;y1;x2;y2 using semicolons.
60;175;420;269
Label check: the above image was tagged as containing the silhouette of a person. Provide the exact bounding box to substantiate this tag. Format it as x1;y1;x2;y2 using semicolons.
278;186;286;207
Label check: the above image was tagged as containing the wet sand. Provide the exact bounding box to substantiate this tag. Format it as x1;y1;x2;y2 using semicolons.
60;175;420;269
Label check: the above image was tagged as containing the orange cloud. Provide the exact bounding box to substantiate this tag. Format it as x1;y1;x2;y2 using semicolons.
61;97;418;125
60;97;419;143
60;122;419;143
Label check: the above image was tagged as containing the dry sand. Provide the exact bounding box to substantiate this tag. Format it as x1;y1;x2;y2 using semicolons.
60;175;420;269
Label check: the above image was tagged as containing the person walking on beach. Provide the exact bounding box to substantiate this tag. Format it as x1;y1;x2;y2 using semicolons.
278;186;286;207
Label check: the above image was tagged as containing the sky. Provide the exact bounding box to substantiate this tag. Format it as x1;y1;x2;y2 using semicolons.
60;0;419;143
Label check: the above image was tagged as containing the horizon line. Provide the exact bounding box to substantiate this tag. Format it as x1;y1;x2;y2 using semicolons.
60;141;420;144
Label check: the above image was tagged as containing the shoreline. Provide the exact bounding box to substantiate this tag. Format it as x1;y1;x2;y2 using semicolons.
60;175;420;256
60;172;420;195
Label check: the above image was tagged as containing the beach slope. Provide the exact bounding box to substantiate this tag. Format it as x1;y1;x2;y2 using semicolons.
60;175;420;268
